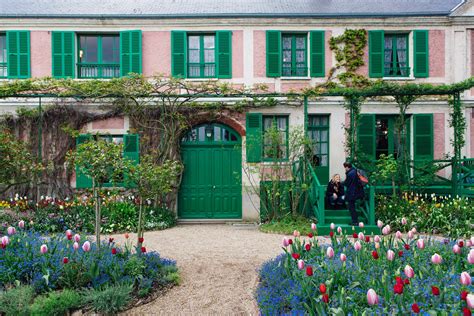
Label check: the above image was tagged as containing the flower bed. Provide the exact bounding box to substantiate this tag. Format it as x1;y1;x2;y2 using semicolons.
257;223;474;315
0;194;176;234
0;223;178;314
376;194;473;237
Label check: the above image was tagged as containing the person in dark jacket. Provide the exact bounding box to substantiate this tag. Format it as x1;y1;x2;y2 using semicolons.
326;174;345;209
343;162;365;225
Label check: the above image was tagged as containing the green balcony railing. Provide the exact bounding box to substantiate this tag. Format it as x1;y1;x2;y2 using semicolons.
384;66;411;78
77;63;120;79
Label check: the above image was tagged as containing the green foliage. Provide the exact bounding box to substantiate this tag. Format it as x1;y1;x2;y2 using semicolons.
29;290;82;316
259;214;314;235
374;154;398;195
83;284;133;314
0;285;35;316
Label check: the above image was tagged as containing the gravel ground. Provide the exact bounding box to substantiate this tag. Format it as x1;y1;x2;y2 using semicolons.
113;224;297;315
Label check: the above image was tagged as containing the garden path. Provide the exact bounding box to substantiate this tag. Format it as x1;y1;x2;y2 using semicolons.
112;224;303;315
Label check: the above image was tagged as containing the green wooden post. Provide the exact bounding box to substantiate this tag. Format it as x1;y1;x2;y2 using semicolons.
349;97;356;161
452;92;461;196
36;97;42;202
304;96;308;133
318;186;325;224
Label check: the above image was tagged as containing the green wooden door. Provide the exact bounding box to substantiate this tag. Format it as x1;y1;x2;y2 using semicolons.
308;115;330;183
179;123;242;219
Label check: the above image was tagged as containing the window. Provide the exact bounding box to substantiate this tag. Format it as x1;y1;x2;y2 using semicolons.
282;34;307;77
384;34;409;77
308;115;329;167
188;34;216;78
182;124;239;143
0;34;6;78
78;34;120;78
263;116;289;160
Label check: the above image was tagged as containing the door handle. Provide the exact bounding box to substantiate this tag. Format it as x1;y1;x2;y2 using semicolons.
213;185;216;189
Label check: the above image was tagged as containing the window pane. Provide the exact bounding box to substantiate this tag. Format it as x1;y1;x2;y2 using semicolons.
102;36;119;63
321;130;328;142
282;37;292;49
204;49;215;62
188;36;200;49
0;35;6;63
204;64;215;77
204;36;215;49
276;117;287;130
296;37;305;49
296;51;305;63
82;36;98;63
283;50;292;63
198;126;206;141
189;50;200;63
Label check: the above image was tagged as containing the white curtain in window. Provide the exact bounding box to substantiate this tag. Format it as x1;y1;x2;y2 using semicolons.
384;37;393;74
396;37;407;76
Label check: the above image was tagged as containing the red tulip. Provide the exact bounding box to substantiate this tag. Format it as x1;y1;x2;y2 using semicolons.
329;231;334;238
306;266;313;276
62;257;69;264
305;244;311;251
138;237;144;243
319;283;327;294
365;236;370;243
67;234;72;240
394;283;404;294
353;232;358;238
372;251;379;259
109;237;114;243
112;248;117;255
404;244;410;250
398;250;404;257
292;253;300;260
141;247;146;253
431;286;440;296
308;232;313;238
404;279;410;285
461;291;468;301
463;307;472;316
395;276;403;284
459;240;464;248
411;303;420;314
322;294;329;303
288;239;293;245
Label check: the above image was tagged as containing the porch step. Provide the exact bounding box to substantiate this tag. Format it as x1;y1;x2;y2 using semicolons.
317;224;380;236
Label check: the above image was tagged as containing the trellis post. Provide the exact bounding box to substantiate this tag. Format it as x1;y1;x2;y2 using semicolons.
349;97;356;161
452;91;462;196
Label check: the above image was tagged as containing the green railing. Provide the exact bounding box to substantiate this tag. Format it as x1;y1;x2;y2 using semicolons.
77;63;120;79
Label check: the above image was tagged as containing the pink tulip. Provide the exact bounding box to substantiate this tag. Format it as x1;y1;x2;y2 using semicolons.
374;235;381;243
66;229;73;237
453;244;461;255
460;272;471;285
382;226;390;235
340;253;346;262
404;265;414;278
367;289;379;305
311;223;316;231
467;293;474;309
18;220;25;229
377;220;383;228
358;232;365;241
282;237;289;247
326;247;334;259
431;253;442;264
73;242;79;251
337;226;342;234
468;249;474;264
297;259;305;270
40;244;48;254
7;227;16;235
411;227;417;234
354;241;362;251
1;236;9;246
401;217;407;225
417;239;425;249
359;222;364;228
330;223;335;230
467;240;472;247
387;249;395;261
82;241;91;252
74;234;80;242
471;236;474;245
293;230;300;237
407;231;414;239
395;231;402;239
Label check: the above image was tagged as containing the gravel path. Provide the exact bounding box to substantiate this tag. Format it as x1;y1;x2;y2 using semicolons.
114;224;293;315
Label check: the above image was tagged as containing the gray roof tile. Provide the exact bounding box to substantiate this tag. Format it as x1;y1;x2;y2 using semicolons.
0;0;464;18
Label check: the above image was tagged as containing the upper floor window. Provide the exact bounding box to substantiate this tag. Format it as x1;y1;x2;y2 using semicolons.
0;33;6;78
282;34;307;77
78;34;120;79
188;34;216;78
384;34;409;77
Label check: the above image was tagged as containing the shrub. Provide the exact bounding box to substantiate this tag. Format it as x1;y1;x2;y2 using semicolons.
83;284;133;314
29;290;82;315
0;285;35;316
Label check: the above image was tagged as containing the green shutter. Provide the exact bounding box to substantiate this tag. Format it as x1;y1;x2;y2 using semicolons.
310;31;325;77
171;31;187;78
216;31;232;79
246;113;263;163
123;134;140;188
413;114;433;161
120;30;142;76
52;31;75;78
414;30;429;78
75;134;93;189
357;114;376;160
368;30;384;78
266;31;281;77
6;31;30;78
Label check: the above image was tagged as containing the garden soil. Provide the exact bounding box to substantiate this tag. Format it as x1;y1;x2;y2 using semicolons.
111;224;317;315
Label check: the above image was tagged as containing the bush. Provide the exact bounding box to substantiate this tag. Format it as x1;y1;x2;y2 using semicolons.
83;284;133;314
29;290;82;315
260;214;313;235
0;285;35;316
376;193;473;237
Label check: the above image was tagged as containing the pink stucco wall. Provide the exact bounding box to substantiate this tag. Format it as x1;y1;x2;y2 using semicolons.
142;31;171;76
281;81;310;93
253;31;266;78
429;30;445;78
91;117;125;129
471;30;474;97
232;31;243;78
357;44;369;77
31;31;51;78
433;113;445;160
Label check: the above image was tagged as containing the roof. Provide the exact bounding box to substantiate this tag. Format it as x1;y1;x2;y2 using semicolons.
0;0;465;18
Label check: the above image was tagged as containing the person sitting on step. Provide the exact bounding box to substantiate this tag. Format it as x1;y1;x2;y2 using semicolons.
326;174;345;209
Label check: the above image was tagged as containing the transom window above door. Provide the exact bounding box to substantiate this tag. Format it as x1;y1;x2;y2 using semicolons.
384;33;409;77
282;33;307;77
78;34;120;78
187;34;216;78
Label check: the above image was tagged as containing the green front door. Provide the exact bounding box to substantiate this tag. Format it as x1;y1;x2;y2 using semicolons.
178;123;242;219
308;115;330;183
